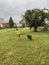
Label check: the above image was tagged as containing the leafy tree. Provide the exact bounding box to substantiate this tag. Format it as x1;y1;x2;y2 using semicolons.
23;9;47;31
9;17;14;28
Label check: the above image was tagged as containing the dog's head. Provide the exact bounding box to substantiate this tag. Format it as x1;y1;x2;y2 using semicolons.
27;35;32;40
27;35;29;37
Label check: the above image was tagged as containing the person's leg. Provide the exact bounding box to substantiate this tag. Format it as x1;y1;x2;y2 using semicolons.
19;34;20;38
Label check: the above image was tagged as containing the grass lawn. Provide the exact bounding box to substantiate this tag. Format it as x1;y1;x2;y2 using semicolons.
0;28;49;65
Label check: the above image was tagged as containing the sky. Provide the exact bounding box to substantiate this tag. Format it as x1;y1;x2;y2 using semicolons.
0;0;49;23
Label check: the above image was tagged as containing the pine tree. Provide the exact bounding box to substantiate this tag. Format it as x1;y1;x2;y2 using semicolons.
9;17;14;28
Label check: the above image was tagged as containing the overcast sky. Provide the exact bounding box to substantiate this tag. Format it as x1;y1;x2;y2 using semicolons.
0;0;49;23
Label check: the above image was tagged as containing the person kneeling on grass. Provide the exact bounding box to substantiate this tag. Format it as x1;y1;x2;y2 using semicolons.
16;28;21;38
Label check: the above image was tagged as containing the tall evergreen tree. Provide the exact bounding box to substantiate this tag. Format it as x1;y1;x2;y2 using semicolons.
9;17;14;28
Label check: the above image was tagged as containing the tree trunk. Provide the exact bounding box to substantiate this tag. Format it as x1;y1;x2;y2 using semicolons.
30;26;32;30
30;27;31;30
34;27;38;32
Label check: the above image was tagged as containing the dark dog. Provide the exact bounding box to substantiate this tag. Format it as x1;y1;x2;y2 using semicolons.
27;35;32;40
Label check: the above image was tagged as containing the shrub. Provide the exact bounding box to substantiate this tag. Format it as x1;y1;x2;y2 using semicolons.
43;24;48;31
0;26;1;29
3;23;10;29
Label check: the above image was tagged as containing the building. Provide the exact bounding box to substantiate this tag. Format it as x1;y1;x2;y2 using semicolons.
43;8;49;13
0;18;4;28
16;23;22;28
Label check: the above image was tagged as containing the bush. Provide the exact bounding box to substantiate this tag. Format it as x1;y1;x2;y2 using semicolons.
43;24;48;31
3;23;10;29
0;26;1;29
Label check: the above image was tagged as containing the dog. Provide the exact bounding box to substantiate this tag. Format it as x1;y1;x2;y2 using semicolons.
27;35;32;40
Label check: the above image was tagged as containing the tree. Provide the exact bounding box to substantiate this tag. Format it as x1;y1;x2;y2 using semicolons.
23;9;47;31
9;17;14;28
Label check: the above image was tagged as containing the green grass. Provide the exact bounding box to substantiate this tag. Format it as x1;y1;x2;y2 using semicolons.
0;28;49;65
